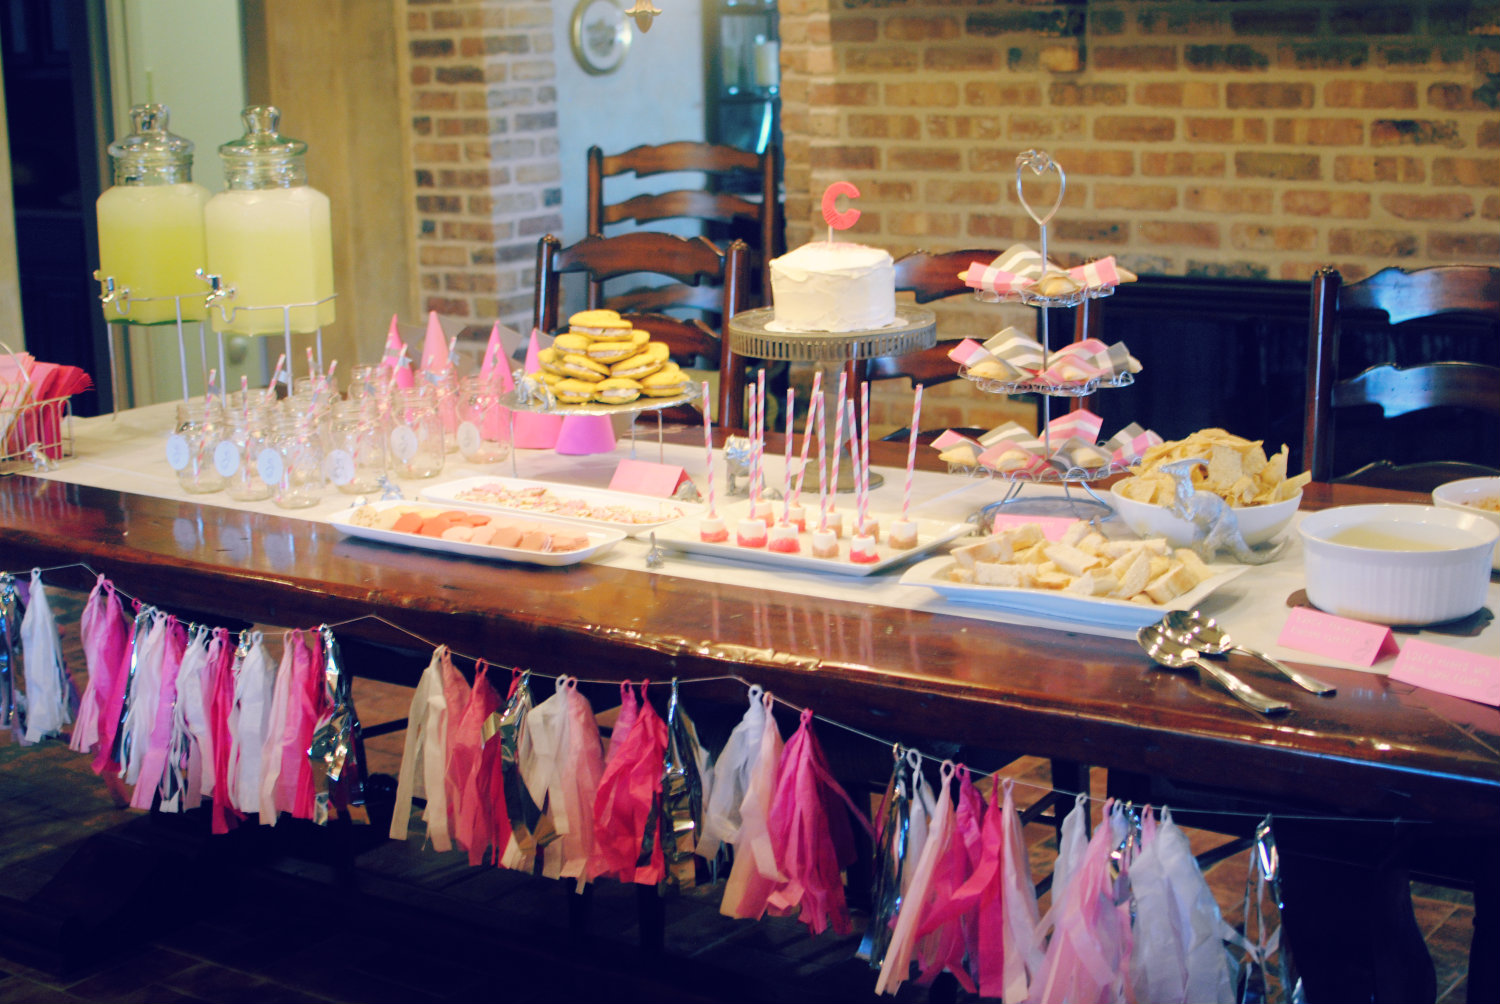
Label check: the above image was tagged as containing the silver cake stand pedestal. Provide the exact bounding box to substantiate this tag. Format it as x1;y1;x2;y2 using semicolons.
727;304;937;490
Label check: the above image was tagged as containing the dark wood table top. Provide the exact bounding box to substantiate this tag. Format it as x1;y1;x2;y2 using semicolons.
3;448;1497;831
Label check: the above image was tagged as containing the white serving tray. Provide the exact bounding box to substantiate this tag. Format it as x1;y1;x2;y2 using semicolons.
652;501;972;577
899;555;1248;629
421;475;700;538
328;500;626;567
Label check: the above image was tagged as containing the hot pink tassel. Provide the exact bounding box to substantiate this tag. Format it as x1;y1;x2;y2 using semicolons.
70;575;128;754
589;682;668;885
765;708;869;936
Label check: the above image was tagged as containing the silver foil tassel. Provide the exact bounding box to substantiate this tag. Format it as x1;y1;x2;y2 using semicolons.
308;626;369;825
0;573;23;737
658;678;708;893
857;748;914;966
481;670;551;854
110;606;155;768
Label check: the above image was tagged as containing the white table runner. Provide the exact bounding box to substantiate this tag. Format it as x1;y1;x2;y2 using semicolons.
25;403;1500;676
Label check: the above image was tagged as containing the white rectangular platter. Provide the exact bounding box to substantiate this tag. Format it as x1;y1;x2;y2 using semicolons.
899;555;1248;629
652;501;973;577
420;475;700;537
329;499;626;567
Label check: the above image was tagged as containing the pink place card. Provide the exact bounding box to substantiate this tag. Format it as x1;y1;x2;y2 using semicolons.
610;458;689;498
1278;607;1399;666
1389;638;1500;707
988;513;1076;541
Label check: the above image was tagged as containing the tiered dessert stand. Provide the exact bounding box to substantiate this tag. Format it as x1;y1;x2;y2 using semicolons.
958;148;1137;518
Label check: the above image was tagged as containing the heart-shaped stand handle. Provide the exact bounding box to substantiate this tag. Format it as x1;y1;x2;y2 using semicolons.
1015;148;1066;261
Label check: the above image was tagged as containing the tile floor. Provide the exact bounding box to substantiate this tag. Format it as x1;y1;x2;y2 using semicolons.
0;592;1474;1002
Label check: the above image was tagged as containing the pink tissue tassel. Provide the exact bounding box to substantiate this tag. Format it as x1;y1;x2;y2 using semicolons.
588;681;668;885
70;575;129;754
765;708;868;936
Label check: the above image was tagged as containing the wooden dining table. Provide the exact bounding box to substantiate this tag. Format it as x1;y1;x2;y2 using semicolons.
3;437;1496;833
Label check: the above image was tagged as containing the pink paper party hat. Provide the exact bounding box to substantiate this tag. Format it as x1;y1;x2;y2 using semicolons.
382;315;414;389
511;327;562;449
479;322;511;441
420;310;450;373
554;414;616;456
479;322;505;382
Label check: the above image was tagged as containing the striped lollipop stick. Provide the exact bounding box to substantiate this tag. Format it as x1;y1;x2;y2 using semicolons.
903;384;923;522
815;389;829;531
782;387;795;524
791;370;822;504
702;381;716;517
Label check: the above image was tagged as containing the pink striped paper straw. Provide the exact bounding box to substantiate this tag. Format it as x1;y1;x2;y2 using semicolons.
748;385;760;508
782;387;795;524
756;368;767;499
791;370;822;504
860;386;871;532
266;353;287;402
815;390;829;531
903;383;924;522
848;400;866;532
702;381;716;517
828;388;846;525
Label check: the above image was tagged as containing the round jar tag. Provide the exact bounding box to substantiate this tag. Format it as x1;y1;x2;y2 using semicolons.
456;421;481;456
390;424;419;463
257;447;285;486
325;448;356;487
165;433;191;471
213;441;241;478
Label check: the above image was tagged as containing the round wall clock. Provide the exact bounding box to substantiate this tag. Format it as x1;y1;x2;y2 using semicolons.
570;0;633;76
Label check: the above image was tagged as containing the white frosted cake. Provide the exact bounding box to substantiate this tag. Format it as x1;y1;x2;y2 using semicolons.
768;241;896;332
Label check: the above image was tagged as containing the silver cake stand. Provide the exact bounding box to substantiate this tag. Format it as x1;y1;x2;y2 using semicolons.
726;303;936;362
727;304;937;489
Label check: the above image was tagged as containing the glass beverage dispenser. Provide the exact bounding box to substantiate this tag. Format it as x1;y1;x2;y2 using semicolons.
95;104;209;324
204;106;336;336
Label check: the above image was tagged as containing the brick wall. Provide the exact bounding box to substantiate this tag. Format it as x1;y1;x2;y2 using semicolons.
404;0;562;331
781;0;1500;432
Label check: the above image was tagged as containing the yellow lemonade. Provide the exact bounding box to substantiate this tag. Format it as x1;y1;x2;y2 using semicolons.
96;182;210;324
204;186;335;335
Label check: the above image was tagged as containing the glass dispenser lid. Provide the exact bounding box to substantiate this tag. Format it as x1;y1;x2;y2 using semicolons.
107;104;195;184
218;106;308;188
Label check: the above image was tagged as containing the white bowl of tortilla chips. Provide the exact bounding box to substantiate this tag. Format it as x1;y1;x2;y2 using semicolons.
1110;429;1310;549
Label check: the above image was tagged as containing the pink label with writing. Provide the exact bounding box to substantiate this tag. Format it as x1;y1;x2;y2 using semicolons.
1277;607;1399;666
988;513;1077;542
1389;638;1500;707
609;458;688;498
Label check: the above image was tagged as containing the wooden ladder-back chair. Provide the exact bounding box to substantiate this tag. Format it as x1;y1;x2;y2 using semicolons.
850;248;1098;440
587;141;780;304
1304;265;1500;491
534;232;751;429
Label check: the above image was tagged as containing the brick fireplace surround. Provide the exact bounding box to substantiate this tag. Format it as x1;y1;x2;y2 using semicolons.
403;0;1499;432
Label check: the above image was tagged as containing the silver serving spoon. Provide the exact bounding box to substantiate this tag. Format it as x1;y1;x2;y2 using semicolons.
1137;622;1291;716
1163;610;1336;696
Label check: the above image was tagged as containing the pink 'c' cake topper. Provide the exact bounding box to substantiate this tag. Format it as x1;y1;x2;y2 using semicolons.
821;181;861;241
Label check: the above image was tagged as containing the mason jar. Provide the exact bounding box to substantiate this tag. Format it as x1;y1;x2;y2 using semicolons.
388;384;444;479
326;398;385;495
263;410;324;509
218;401;275;502
455;375;511;465
168;399;227;494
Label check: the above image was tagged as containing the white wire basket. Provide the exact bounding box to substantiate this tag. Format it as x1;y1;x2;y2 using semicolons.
1;341;76;476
